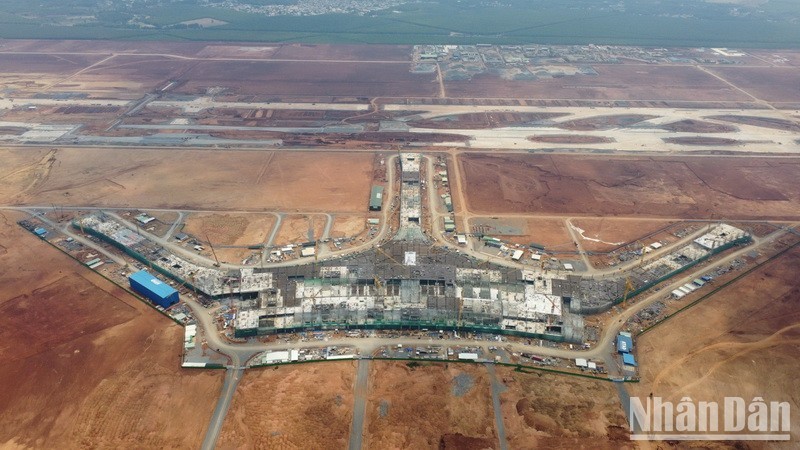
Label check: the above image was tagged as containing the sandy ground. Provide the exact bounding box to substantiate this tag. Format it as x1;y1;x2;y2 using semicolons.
570;219;677;252
458;154;800;220
472;217;575;250
0;148;374;213
630;246;800;448
330;214;367;239
217;361;356;449
274;214;326;245
143;210;179;226
182;213;275;263
496;366;634;449
363;361;497;450
183;213;274;245
0;211;222;449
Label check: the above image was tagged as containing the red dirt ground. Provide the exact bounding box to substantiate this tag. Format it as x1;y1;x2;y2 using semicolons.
218;362;356;450
706;66;800;103
663;136;743;146
630;245;800;448
363;361;497;450
555;114;657;131
0;148;374;213
570;218;677;253
0;53;104;74
409;112;567;129
497;366;634;450
470;217;574;250
658;119;737;133
176;60;438;97
458;154;800;220
0;212;222;449
445;65;747;101
67;54;196;95
708;115;800;133
273;214;327;245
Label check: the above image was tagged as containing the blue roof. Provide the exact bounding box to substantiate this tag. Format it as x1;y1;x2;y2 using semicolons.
34;227;48;235
617;334;633;353
129;270;177;298
622;353;637;366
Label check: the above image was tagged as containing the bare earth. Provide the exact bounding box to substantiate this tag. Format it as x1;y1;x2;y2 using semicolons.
470;217;574;250
496;366;635;450
459;154;800;220
570;219;677;252
274;214;326;245
364;361;498;450
183;213;275;245
630;246;800;449
0;211;222;449
330;214;367;239
217;361;356;449
0;148;374;212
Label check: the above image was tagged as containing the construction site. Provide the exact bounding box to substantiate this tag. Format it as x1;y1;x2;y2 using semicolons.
51;150;756;348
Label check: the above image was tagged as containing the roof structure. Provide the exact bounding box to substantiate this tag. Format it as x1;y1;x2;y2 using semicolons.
617;333;633;353
129;270;177;299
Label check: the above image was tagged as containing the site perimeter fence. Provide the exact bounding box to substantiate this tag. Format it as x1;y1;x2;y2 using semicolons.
573;236;752;315
635;237;800;338
249;356;638;383
241;320;568;342
21;221;184;326
72;220;205;295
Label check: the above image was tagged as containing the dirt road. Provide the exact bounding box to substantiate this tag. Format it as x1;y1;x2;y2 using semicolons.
348;359;370;450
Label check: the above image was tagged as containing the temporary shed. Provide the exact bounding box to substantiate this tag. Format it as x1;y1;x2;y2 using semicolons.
622;353;637;366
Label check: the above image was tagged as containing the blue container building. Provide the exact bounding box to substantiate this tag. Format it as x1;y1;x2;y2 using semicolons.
129;270;179;308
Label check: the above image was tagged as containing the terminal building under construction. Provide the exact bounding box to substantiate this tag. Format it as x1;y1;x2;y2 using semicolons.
70;153;752;343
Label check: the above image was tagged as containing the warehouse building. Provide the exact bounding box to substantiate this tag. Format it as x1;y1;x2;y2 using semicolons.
369;185;384;211
616;332;633;353
129;270;179;308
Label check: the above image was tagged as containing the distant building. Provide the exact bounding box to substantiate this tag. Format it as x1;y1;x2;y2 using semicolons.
129;270;179;308
135;213;155;225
